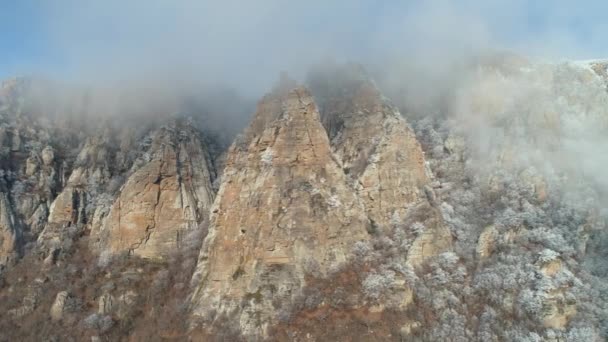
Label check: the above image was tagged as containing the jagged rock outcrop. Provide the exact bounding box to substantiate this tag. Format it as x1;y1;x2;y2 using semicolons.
0;79;72;266
310;66;428;219
0;192;19;266
48;130;128;227
477;225;498;260
37;134;116;259
97;123;215;259
190;86;370;337
98;292;114;315
13;144;59;239
50;291;69;321
309;65;451;265
2;58;608;341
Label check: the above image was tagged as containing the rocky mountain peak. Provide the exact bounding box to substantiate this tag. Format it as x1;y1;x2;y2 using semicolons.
189;84;371;337
308;65;451;264
1;58;607;341
240;73;298;141
91;121;215;260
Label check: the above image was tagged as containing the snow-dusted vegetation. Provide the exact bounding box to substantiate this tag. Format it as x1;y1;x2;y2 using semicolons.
396;61;608;340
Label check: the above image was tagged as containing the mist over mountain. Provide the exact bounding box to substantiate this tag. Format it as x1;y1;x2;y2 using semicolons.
1;2;608;341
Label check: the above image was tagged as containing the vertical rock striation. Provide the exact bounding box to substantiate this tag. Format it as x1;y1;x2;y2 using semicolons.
99;122;215;259
190;85;370;337
0;192;19;266
309;64;451;266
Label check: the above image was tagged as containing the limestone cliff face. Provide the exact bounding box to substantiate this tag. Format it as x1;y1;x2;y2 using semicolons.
46;136;111;226
1;62;607;341
0;192;19;265
1;76;221;268
309;65;451;265
98;123;215;259
37;132;120;258
313;69;429;223
0;78;65;265
189;86;370;336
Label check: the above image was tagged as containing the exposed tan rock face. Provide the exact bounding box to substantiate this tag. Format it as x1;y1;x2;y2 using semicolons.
538;258;577;330
46;189;86;228
46;131;122;226
0;95;62;260
309;65;451;265
50;291;69;321
0;192;19;266
99;123;215;259
98;292;114;315
477;225;498;260
190;86;370;337
1;80;62;191
17;147;58;237
355;116;428;217
45;120;163;210
1;79;222;269
316;77;428;219
542;287;577;330
38;135;114;254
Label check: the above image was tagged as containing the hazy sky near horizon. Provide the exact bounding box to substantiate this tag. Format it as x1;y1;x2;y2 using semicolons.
1;1;608;93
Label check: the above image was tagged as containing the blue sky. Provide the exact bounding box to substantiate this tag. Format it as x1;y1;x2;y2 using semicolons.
1;1;608;86
0;3;44;77
0;2;68;78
